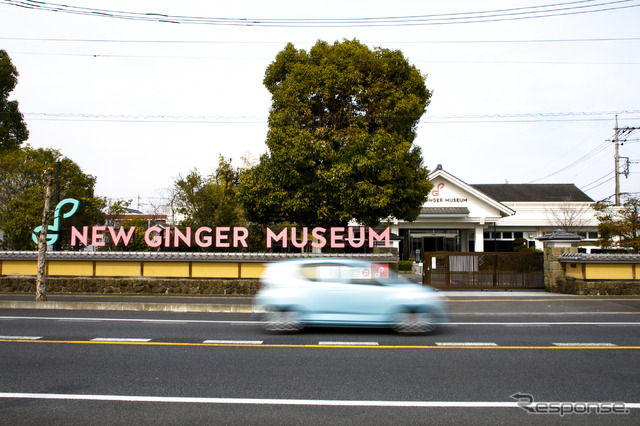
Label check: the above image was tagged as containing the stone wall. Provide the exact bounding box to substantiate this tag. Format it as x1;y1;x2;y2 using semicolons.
555;278;640;295
544;247;640;295
0;277;261;295
543;247;577;292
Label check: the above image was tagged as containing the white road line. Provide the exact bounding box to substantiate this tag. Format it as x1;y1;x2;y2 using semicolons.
0;335;42;340
90;338;152;342
446;322;640;326
0;316;261;325
0;392;561;407
502;324;550;327
552;343;617;347
318;341;379;346
435;342;498;346
203;340;263;345
1;316;639;327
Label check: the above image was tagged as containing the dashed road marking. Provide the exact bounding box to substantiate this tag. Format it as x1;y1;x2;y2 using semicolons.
435;342;498;346
203;340;263;345
0;335;42;340
90;338;152;342
552;342;617;347
318;341;379;346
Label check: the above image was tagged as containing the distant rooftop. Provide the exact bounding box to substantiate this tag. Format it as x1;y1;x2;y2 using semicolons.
124;207;144;214
471;184;593;203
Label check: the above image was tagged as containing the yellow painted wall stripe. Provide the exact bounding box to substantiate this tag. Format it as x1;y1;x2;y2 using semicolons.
0;259;264;279
143;262;190;278
48;261;93;277
585;263;634;280
192;263;238;278
241;263;266;279
95;261;141;277
1;260;38;276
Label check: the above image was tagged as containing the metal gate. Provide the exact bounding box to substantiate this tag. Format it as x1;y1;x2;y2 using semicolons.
423;252;544;289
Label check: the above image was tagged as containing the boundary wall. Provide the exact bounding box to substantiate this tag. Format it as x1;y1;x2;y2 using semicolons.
551;251;640;295
0;251;397;295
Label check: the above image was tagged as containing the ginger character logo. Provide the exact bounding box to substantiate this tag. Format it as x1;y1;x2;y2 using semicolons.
431;183;444;196
32;198;80;246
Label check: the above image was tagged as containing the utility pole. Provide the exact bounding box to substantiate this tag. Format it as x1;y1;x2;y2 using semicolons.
614;115;620;205
53;159;61;251
611;116;639;206
35;168;54;301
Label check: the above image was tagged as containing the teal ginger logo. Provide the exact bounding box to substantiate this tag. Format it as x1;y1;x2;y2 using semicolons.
32;198;80;246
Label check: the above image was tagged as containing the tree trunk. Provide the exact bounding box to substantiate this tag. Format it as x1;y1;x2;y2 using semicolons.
35;168;53;302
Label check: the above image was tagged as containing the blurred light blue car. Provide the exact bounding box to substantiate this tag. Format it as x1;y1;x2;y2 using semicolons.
254;258;448;333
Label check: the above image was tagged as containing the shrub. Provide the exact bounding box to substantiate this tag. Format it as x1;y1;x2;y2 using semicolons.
397;260;413;271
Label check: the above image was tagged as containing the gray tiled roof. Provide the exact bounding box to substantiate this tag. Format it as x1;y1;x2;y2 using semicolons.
420;207;470;216
537;229;582;241
471;184;593;202
0;251;397;263
560;253;640;263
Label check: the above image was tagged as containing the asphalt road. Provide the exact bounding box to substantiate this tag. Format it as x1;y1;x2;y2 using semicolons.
1;297;639;425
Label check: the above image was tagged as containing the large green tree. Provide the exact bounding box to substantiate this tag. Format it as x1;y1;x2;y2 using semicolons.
239;39;433;227
0;50;29;152
173;156;244;229
593;196;640;253
0;146;105;250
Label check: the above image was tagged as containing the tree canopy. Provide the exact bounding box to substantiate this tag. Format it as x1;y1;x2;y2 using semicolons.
593;196;640;253
0;50;28;152
239;39;433;227
0;146;105;250
173;156;244;229
172;156;265;251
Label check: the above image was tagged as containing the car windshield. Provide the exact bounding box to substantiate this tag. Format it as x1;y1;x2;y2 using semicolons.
299;263;412;286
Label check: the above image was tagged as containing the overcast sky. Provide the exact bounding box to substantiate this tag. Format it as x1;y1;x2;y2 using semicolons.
2;0;639;211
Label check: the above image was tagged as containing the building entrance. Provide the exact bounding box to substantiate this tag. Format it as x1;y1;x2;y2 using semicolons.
423;236;459;252
403;229;461;260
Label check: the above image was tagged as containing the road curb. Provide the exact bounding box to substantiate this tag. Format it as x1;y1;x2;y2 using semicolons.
0;301;263;313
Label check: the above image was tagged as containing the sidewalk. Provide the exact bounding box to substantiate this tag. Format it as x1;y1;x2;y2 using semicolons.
0;289;585;313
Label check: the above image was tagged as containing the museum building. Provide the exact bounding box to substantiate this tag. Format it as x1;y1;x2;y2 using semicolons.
388;165;599;260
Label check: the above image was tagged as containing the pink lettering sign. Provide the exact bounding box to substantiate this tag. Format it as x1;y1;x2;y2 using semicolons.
68;226;389;250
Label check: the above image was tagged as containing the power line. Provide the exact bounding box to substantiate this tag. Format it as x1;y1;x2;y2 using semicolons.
582;175;615;192
9;49;640;65
1;0;639;27
528;141;611;183
19;110;640;124
581;171;615;192
3;36;640;44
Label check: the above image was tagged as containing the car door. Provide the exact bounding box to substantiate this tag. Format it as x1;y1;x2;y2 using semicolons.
302;262;391;323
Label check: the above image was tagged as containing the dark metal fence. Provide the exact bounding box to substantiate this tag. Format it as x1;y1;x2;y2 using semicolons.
423;252;544;289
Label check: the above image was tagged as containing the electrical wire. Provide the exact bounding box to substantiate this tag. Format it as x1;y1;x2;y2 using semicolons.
582;173;615;192
1;0;639;27
18;111;640;124
7;49;640;65
2;36;640;44
528;141;611;183
582;171;614;188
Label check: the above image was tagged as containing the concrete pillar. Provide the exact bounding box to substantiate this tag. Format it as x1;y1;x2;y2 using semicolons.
543;246;577;292
474;225;484;252
538;229;582;293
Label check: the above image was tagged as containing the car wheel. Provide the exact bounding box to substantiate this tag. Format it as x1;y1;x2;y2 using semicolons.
393;311;436;334
263;308;303;332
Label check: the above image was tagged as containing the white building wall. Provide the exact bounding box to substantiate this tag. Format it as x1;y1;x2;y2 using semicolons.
392;168;600;255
